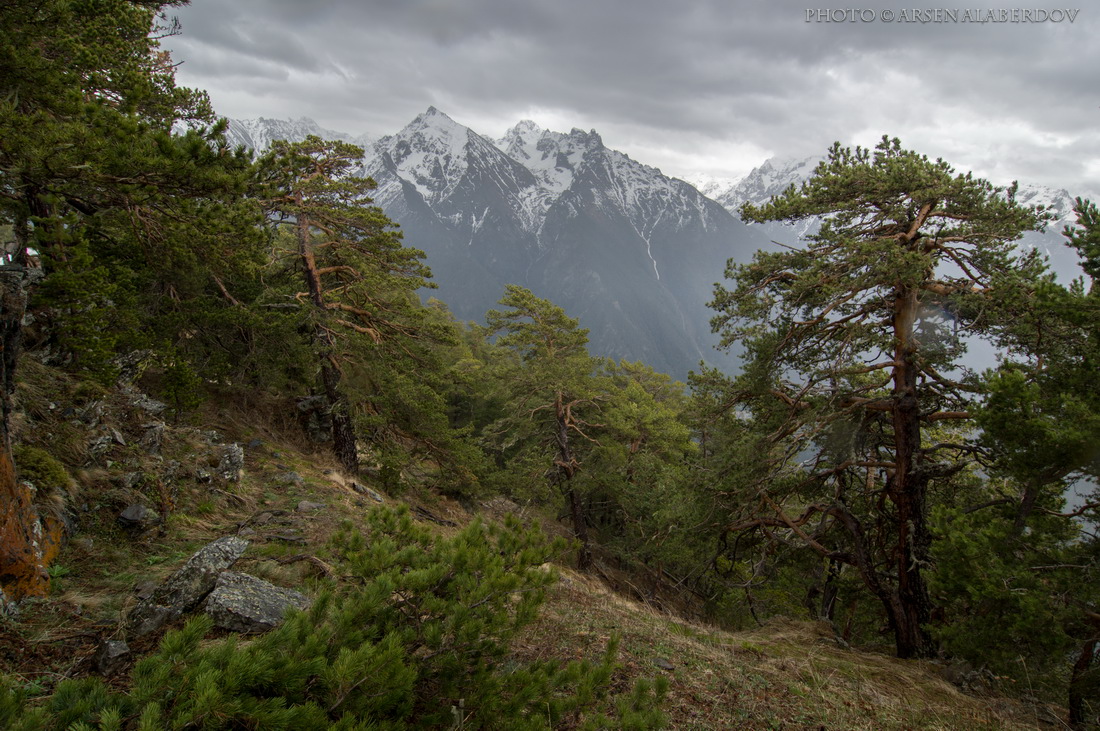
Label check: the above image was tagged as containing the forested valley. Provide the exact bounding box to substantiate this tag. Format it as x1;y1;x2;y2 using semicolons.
1;2;1098;728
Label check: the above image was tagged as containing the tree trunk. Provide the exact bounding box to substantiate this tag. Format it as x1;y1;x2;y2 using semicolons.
555;393;591;569
1069;638;1097;728
297;204;358;474
321;361;359;474
889;287;935;659
0;265;48;610
567;486;592;569
820;558;841;622
1010;482;1040;540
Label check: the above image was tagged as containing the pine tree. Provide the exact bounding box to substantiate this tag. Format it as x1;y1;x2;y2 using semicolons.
0;506;668;729
485;286;605;568
709;137;1048;658
259;136;435;475
931;197;1100;726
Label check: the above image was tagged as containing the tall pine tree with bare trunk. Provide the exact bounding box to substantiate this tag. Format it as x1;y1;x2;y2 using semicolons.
260;136;432;474
709;137;1048;658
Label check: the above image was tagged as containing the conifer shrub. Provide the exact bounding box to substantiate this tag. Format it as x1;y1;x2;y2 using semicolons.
12;445;73;531
12;446;71;496
0;506;667;729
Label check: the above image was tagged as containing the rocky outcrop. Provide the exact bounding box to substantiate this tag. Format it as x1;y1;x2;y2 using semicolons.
203;571;311;633
124;535;248;638
0;265;51;609
217;443;245;482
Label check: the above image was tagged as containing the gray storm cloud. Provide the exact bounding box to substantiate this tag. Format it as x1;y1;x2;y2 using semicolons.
162;0;1100;194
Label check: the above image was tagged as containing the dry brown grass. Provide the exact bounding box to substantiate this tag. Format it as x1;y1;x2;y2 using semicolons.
513;569;1067;730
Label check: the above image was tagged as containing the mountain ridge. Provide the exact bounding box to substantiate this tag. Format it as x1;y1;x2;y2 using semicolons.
227;109;769;378
225;111;1093;374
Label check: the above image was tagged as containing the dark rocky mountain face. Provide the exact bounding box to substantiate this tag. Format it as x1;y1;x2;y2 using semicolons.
229;109;771;379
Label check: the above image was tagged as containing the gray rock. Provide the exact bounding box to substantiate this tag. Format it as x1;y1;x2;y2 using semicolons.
119;472;144;490
270;534;306;544
117;383;167;416
277;471;304;485
203;571;311;633
88;434;113;459
141;422;164;454
218;443;245;483
124;535;248;638
78;401;104;428
653;657;675;671
118;504;160;532
296;500;326;512
0;586;19;619
195;468;212;484
94;640;130;675
247;438;263;449
351;482;385;503
161;460;181;484
112;351;155;386
109;427;127;446
937;659;992;692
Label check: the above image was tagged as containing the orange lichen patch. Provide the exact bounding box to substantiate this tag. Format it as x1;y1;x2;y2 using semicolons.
0;449;49;601
38;512;66;568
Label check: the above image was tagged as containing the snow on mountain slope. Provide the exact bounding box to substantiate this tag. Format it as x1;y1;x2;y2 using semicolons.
711;156;823;213
498;121;594;194
361;107;549;235
224;117;373;152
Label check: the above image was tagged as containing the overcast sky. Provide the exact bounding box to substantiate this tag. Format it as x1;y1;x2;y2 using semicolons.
162;0;1099;195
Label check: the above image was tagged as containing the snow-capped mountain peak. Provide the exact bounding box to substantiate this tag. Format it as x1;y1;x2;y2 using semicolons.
375;107;480;204
716;155;823;212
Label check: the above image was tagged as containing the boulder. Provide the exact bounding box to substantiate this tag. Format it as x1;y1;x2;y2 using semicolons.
94;640;130;675
203;571;311;633
296;500;326;512
124;535;248;638
112;351;155;386
117;504;161;533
